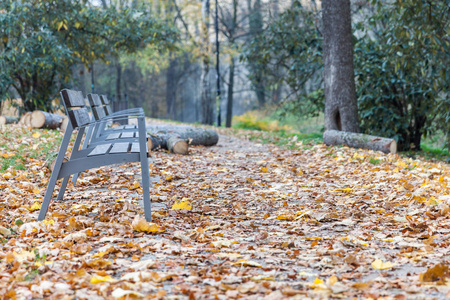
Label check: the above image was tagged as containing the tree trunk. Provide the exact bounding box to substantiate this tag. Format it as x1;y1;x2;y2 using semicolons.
322;0;360;132
30;110;65;129
323;130;397;154
226;57;235;128
0;116;19;125
116;61;122;102
166;53;178;120
247;0;266;108
201;0;213;125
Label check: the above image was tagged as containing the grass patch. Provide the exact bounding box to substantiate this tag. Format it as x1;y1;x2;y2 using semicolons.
0;126;62;172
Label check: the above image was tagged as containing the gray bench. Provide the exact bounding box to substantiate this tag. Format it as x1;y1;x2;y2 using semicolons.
37;89;152;221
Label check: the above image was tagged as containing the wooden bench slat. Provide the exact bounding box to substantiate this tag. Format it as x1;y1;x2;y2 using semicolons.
87;94;103;107
121;132;134;139
130;142;140;153
106;133;121;140
88;144;112;156
110;142;130;154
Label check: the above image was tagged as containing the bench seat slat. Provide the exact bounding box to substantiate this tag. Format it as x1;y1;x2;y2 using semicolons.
106;133;121;140
121;132;135;139
88;144;112;156
130;142;141;153
110;142;130;154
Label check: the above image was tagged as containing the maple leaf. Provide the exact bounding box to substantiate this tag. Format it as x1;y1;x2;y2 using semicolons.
171;199;192;210
131;216;161;233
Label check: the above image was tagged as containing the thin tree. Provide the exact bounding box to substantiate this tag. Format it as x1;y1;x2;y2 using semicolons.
200;0;214;125
322;0;359;132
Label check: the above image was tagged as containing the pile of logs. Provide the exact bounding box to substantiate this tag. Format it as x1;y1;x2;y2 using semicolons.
0;111;66;129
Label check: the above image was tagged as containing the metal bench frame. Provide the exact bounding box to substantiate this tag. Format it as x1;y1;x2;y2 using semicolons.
37;89;152;222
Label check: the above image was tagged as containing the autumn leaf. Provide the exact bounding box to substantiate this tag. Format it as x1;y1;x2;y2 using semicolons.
90;275;117;284
111;288;144;299
172;199;192;210
128;181;140;190
231;259;262;268
28;202;41;212
131;216;161;233
371;259;395;270
32;132;41;138
419;263;449;284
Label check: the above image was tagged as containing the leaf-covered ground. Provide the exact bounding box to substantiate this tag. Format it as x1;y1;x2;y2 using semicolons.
1;123;450;299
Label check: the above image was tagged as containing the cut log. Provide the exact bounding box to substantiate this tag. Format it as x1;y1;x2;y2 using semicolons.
19;112;32;126
148;134;189;155
323;130;397;154
60;117;69;132
0;116;19;125
31;110;65;129
147;125;219;146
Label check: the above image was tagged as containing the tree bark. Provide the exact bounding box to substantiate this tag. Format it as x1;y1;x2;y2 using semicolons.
30;110;65;129
323;130;397;154
322;0;360;132
226;57;235;128
201;0;213;125
147;125;219;146
166;53;178;120
0;116;19;125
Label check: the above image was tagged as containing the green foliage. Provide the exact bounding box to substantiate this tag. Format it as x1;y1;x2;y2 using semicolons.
241;1;322;109
354;0;449;151
232;111;292;132
0;0;177;113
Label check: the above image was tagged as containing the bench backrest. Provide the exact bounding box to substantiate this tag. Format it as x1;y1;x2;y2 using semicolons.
60;89;90;129
99;95;113;116
87;94;107;121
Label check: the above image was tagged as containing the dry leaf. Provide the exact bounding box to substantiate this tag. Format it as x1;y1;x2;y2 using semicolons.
131;216;161;233
172;199;192;210
371;259;394;270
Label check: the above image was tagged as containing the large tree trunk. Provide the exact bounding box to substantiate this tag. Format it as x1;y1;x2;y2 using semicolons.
323;130;397;154
201;0;213;125
247;0;266;108
166;53;178;120
322;0;359;132
30;110;65;129
226;57;235;128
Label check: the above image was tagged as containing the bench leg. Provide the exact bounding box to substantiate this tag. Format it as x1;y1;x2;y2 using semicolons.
38;124;74;221
138;117;152;222
57;176;70;200
73;125;93;185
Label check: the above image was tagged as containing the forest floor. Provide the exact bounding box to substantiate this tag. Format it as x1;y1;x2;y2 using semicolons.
0;121;450;299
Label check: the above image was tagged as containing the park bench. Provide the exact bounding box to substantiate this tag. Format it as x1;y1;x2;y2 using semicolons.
37;89;152;222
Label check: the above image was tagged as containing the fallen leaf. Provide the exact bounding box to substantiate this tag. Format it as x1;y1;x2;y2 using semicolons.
131;216;161;233
172;199;192;210
371;259;394;270
90;275;116;284
111;288;145;299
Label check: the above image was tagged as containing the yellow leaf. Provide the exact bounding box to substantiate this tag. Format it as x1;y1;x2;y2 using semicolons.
32;132;41;138
131;216;161;233
231;259;262;268
29;202;41;212
128;181;140;190
314;278;323;284
172;200;192;210
92;252;108;258
334;188;354;193
327;275;338;286
260;166;268;173
42;219;55;226
371;259;394;270
90;275;116;284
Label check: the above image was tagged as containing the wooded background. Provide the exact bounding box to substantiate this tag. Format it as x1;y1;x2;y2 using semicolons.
0;0;448;151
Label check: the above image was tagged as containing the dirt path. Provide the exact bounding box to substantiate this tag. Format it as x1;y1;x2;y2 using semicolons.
1;127;449;299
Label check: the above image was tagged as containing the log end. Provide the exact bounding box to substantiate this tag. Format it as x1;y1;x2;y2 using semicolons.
172;140;189;155
390;140;397;154
31;110;46;128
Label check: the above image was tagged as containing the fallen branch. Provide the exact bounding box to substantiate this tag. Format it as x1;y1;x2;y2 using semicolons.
323;130;397;154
